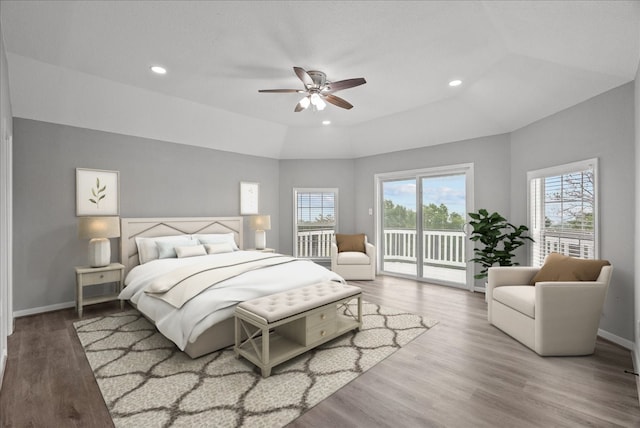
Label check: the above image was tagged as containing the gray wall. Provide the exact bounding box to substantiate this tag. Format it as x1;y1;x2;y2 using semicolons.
353;134;512;285
510;82;635;342
13;118;279;311
278;159;356;256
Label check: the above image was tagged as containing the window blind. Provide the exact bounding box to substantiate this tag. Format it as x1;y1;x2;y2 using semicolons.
528;159;597;266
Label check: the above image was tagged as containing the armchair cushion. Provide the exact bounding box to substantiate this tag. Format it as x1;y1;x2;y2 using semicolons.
335;233;366;253
529;253;610;285
493;286;535;318
337;251;370;265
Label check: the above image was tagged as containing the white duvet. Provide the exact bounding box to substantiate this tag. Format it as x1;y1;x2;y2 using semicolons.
119;251;344;350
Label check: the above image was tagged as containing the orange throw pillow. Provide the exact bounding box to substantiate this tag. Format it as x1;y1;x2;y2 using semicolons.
530;253;610;285
335;234;366;253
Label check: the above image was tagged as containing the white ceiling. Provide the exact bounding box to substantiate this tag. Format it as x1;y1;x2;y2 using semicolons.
1;1;639;159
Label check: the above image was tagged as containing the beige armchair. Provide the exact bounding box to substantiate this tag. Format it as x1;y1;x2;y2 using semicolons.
331;234;376;280
487;264;612;356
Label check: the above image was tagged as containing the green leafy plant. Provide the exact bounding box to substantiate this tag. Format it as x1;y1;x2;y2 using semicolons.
89;177;107;208
468;209;533;280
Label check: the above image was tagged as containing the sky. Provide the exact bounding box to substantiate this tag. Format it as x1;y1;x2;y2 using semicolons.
383;174;466;216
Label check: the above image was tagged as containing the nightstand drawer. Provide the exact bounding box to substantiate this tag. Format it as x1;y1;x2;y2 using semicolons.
80;269;121;286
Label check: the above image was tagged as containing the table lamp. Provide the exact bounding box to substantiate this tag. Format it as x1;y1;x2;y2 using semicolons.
78;216;120;267
250;215;271;250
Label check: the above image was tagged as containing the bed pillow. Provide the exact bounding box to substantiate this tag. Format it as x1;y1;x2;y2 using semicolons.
194;233;239;251
335;233;366;253
204;243;235;255
529;253;611;285
157;238;198;259
135;235;193;264
175;244;207;258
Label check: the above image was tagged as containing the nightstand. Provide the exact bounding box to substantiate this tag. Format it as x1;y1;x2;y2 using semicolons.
75;263;125;317
246;248;275;253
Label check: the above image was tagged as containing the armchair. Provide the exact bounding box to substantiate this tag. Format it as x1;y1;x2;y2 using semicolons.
330;234;376;280
487;264;612;356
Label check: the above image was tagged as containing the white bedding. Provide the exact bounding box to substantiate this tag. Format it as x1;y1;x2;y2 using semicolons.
119;251;344;350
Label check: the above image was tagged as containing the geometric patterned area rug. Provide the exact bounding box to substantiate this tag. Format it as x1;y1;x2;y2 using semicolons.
74;301;437;428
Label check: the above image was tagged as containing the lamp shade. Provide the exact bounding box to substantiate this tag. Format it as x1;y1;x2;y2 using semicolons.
250;215;271;231
78;216;120;239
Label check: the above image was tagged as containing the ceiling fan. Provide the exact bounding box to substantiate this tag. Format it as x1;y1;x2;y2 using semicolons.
258;67;366;112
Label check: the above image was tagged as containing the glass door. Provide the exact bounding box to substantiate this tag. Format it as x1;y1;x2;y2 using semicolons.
377;164;473;289
421;174;467;286
381;178;417;276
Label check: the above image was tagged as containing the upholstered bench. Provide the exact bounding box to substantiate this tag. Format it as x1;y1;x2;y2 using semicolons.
234;282;362;377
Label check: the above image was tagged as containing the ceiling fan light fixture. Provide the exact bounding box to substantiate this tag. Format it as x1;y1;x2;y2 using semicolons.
299;96;310;109
310;93;326;110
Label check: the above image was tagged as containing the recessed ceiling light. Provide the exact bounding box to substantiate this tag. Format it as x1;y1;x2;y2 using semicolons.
322;120;331;125
449;79;462;87
150;65;167;75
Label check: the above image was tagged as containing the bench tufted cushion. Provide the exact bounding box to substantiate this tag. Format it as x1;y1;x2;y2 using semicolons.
237;282;362;324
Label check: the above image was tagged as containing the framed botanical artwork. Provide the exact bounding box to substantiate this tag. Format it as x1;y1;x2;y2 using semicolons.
76;168;120;216
240;181;259;215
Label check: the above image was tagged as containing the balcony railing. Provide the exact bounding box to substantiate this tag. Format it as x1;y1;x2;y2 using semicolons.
295;228;466;268
296;229;335;258
532;230;595;265
382;229;466;268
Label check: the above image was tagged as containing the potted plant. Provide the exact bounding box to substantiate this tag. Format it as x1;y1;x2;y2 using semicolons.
468;209;533;280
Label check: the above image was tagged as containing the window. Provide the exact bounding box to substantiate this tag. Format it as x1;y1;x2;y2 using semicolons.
293;188;338;259
528;159;598;267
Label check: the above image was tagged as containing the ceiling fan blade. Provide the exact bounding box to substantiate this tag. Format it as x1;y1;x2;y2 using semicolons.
324;94;353;110
293;66;314;88
258;89;304;93
325;77;367;93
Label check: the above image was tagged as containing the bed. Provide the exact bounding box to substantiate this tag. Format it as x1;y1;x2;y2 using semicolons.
118;217;345;358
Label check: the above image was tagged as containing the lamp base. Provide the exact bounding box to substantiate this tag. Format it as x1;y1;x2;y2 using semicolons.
255;230;266;250
88;238;111;267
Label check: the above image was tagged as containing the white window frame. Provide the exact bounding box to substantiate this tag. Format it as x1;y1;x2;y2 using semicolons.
293;188;339;260
527;158;599;266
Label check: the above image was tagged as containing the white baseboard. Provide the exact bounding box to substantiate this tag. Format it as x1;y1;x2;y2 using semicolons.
0;350;6;390
13;301;75;318
632;347;640;407
598;328;634;350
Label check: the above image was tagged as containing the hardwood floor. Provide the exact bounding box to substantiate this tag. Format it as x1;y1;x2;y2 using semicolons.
1;275;639;427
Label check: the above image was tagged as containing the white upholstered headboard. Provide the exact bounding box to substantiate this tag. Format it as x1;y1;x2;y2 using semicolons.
120;217;243;276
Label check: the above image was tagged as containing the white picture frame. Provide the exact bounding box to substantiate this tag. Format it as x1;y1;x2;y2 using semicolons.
240;181;259;215
76;168;120;216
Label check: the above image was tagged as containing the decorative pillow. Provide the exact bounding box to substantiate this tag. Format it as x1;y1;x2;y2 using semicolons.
135;235;192;264
175;244;207;258
529;253;610;285
335;233;366;253
204;243;235;255
195;233;239;251
157;238;198;259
